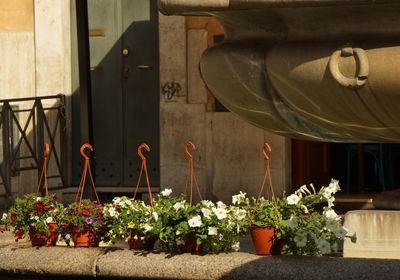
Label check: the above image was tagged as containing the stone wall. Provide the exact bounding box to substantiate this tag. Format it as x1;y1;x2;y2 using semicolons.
0;0;74;199
159;14;291;202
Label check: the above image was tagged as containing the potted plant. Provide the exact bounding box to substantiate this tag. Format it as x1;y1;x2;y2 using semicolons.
279;179;348;256
241;193;283;255
153;188;248;253
103;196;157;250
1;193;63;246
60;199;107;247
176;198;248;253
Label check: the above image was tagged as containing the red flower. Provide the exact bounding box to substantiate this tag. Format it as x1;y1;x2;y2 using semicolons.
98;211;103;219
10;213;17;221
38;209;43;216
81;209;90;216
36;201;43;209
15;230;23;241
43;205;49;211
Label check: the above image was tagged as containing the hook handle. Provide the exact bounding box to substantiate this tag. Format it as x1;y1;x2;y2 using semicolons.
262;143;272;160
43;144;50;158
184;140;196;159
138;143;150;161
80;143;93;160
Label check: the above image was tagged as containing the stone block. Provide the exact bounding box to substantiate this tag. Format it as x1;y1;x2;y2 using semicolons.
159;14;187;103
207;112;266;202
160;103;206;196
344;210;400;259
187;29;208;104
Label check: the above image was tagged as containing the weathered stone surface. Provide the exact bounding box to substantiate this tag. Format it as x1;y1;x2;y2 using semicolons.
344;210;400;259
0;244;105;277
373;189;400;210
97;250;400;280
187;29;208;104
0;236;400;279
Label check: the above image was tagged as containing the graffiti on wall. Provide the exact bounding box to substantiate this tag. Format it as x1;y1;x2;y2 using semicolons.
162;81;184;101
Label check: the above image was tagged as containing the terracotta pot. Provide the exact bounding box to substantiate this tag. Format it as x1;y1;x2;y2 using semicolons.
250;227;282;255
72;229;100;247
128;233;156;250
29;222;58;247
178;236;203;253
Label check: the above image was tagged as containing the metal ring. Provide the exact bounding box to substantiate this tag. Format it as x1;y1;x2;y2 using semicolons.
329;46;369;89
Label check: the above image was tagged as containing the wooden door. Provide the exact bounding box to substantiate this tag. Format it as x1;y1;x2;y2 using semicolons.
292;140;331;191
73;0;159;188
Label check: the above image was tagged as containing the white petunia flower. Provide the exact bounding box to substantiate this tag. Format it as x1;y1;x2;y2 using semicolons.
108;208;116;217
125;199;133;207
112;197;121;205
176;230;182;236
323;207;339;220
233;208;247;221
200;200;215;208
143;223;153;233
216;201;227;209
231;241;240;252
45;217;53;224
188;215;202;228
208;226;218;236
287;194;300;205
232;191;248;205
317;239;331;254
201;208;212;219
212;207;227;220
1;213;7;221
36;197;42;202
152;211;159;221
160;188;172;196
173;201;185;210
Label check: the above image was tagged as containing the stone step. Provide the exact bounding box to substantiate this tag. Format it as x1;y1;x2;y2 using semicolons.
344;210;400;259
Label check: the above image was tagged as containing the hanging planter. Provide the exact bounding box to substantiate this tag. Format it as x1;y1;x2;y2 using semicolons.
72;229;101;247
1;144;64;246
102;144;159;250
178;235;203;253
59;144;107;247
29;221;58;247
250;227;282;255
247;143;283;255
128;232;156;250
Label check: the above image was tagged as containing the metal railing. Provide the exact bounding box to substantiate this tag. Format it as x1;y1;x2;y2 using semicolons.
0;94;67;208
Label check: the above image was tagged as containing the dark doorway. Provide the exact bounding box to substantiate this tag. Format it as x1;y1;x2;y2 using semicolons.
73;0;160;192
292;140;400;193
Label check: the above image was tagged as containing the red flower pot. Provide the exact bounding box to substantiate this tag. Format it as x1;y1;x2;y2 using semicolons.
29;222;58;247
72;229;100;247
128;233;156;250
178;236;203;253
250;227;282;255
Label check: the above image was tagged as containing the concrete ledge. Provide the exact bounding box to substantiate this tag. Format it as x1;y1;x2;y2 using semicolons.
1;240;400;279
344;210;400;259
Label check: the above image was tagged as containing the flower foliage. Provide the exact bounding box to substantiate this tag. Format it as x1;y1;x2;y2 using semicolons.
103;196;157;241
1;193;63;241
153;189;248;252
60;199;107;240
280;179;348;256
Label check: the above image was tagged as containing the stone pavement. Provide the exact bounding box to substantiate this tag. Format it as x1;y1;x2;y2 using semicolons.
1;231;400;279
